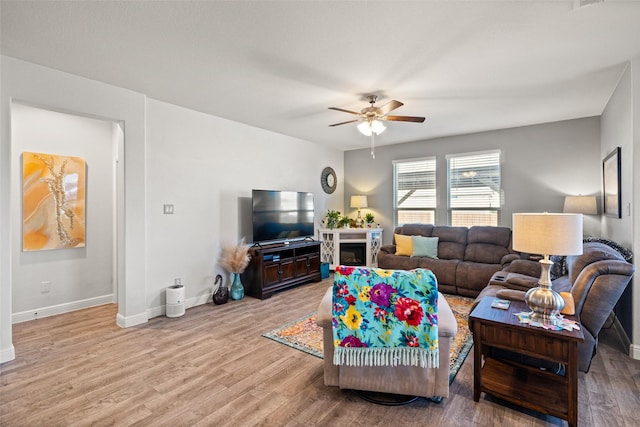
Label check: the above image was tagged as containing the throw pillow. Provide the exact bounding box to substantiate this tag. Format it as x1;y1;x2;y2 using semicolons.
394;234;413;256
412;236;439;258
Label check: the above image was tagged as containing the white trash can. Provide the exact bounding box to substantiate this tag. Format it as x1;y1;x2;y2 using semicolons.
166;284;185;318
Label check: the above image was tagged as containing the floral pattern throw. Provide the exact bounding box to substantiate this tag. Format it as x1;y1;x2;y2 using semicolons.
332;266;439;368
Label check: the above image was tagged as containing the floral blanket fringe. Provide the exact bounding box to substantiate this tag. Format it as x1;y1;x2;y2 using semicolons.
334;346;439;368
332;266;439;369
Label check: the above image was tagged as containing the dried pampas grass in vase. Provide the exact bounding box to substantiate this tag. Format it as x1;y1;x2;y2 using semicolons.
218;238;251;300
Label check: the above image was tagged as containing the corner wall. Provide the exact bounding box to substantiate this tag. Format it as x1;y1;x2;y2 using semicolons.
1;55;148;363
0;56;344;363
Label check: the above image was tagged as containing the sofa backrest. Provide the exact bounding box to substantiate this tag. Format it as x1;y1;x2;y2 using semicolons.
432;226;467;260
464;226;513;264
566;242;625;286
394;224;434;239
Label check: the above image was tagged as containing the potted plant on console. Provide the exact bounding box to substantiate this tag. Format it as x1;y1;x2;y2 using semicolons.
323;209;341;229
339;216;352;228
365;213;375;228
218;238;251;300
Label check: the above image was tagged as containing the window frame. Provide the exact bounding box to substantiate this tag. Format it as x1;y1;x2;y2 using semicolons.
446;149;502;227
392;156;437;227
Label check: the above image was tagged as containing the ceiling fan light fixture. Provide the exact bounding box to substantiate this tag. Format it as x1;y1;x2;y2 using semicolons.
357;119;386;136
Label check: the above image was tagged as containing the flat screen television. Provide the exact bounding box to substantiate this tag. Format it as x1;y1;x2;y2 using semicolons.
252;189;315;244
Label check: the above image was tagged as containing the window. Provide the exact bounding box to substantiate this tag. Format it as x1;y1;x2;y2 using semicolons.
393;157;436;225
447;150;501;227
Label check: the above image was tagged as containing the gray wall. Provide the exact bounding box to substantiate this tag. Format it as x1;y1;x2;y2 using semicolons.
344;117;602;245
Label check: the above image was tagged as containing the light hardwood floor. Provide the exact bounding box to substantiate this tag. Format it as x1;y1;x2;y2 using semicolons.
1;277;639;426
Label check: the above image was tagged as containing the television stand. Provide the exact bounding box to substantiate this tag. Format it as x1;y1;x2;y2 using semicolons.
241;240;321;299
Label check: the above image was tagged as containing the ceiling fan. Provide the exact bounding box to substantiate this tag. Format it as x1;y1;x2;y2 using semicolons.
328;95;425;158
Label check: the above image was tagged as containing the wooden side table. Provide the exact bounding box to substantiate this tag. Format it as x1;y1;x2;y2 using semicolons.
470;297;584;427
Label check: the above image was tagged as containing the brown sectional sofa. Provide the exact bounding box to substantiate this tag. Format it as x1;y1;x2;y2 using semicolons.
378;224;519;297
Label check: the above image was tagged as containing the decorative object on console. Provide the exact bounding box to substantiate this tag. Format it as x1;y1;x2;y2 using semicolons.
212;274;229;305
320;166;337;194
350;195;368;228
338;215;352;228
322;209;341;229
365;212;375;227
563;195;597;215
512;213;583;326
218;238;251;300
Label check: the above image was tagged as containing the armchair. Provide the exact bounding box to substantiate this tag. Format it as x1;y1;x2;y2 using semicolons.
476;242;635;372
316;268;458;399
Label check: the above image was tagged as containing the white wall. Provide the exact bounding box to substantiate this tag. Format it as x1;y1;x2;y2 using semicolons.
344;117;602;244
0;56;343;363
10;103;116;318
1;55;145;363
145;99;343;312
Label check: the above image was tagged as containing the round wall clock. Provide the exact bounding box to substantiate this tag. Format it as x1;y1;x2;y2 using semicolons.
321;167;337;194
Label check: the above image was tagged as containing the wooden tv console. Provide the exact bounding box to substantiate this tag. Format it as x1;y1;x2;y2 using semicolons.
241;240;322;299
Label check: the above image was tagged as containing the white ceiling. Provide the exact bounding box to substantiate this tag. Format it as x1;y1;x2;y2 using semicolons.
2;0;640;151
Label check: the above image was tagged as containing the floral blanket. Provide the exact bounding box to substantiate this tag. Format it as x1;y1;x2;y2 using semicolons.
332;266;439;368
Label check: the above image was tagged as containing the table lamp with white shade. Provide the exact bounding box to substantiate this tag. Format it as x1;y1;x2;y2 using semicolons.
350;195;368;228
512;213;583;326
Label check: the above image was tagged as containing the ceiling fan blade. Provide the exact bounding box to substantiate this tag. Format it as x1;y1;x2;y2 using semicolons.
328;107;361;115
376;100;404;115
329;119;360;127
385;115;426;123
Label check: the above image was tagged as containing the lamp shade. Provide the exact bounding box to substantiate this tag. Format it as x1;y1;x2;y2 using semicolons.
563;195;597;215
357;119;386;136
350;195;368;209
512;213;583;256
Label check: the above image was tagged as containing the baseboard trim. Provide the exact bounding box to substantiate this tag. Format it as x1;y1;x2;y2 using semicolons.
12;294;116;324
146;293;212;320
0;345;16;364
116;311;148;328
630;343;640;360
611;315;639;360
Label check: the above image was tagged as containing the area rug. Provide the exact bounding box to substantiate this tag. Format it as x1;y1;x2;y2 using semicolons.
262;293;474;384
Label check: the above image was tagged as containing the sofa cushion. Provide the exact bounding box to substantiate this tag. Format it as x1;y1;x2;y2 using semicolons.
415;258;459;289
432;226;467;260
412;236;439;258
394;234;413;256
398;224;434;237
464;226;512;264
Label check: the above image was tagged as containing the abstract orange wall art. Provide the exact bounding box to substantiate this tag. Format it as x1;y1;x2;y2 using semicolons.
22;152;86;251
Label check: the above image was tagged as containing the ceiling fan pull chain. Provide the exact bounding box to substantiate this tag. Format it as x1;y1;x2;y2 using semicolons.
370;133;375;159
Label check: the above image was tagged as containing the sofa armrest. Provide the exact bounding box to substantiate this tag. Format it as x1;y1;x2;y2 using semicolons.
496;288;526;301
500;253;520;267
379;244;396;257
317;286;333;328
503;259;542;277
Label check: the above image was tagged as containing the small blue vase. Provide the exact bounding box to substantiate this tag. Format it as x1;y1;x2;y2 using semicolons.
230;272;244;300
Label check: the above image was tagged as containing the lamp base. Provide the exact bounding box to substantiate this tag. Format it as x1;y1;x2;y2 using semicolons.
525;287;565;326
355;210;364;228
524;257;565;327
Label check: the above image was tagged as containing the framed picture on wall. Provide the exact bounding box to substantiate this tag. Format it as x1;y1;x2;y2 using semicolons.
602;147;621;218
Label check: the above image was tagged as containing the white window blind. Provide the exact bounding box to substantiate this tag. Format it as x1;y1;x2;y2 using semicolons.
447;150;501;226
393;157;436;225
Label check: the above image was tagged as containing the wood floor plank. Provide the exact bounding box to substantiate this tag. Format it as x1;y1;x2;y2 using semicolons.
2;276;640;426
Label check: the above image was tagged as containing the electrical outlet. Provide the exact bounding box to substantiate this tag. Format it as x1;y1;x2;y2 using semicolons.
41;281;51;293
163;204;174;214
174;278;181;287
